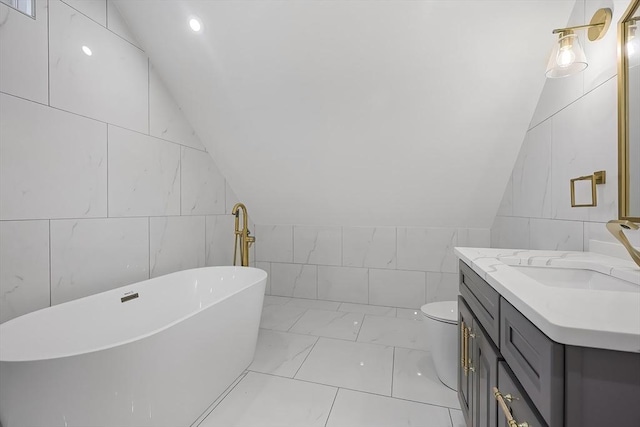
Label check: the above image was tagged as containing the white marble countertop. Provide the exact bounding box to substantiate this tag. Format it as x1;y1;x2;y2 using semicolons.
454;247;640;353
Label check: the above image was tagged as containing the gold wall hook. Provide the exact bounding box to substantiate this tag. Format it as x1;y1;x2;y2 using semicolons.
570;170;606;207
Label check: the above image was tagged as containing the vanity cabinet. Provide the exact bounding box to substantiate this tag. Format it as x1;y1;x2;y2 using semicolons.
458;260;640;427
458;264;500;427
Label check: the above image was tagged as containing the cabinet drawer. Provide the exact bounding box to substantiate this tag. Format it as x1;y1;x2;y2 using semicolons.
500;299;563;427
497;362;547;427
459;260;500;344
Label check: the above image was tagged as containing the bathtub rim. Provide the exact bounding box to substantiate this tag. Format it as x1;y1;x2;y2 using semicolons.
0;266;267;362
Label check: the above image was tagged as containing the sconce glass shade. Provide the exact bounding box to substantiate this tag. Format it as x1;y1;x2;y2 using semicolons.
545;33;588;78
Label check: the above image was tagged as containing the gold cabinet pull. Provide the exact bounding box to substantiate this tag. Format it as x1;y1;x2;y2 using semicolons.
467;327;475;372
462;322;470;376
460;321;467;375
493;387;529;427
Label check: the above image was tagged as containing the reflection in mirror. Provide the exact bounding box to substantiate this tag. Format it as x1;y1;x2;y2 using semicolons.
619;0;640;222
0;0;34;18
629;19;639;216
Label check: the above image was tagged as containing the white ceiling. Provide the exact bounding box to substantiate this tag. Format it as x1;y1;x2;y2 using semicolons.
114;0;575;227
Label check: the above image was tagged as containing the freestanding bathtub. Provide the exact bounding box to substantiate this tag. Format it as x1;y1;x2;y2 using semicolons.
0;266;267;427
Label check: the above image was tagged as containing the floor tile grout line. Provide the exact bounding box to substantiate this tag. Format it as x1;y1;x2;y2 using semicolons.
191;370;248;427
324;388;340;427
286;309;309;332
448;408;455;427
263;327;363;344
355;314;367;342
391;346;395;396
292;335;321;378
246;370;460;412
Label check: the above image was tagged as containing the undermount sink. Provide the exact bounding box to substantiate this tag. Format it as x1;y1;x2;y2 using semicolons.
512;266;640;293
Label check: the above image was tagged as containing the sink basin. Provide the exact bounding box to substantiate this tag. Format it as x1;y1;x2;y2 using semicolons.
512;266;640;293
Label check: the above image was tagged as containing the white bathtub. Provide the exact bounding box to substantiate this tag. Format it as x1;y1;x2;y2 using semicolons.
0;266;267;427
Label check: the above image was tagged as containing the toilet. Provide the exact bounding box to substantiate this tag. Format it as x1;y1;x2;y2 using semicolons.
421;301;458;390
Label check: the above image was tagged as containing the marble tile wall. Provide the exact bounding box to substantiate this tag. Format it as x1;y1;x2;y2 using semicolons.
491;0;640;254
0;0;239;323
255;225;490;309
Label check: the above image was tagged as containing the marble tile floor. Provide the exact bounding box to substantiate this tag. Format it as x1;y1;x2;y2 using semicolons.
195;296;463;427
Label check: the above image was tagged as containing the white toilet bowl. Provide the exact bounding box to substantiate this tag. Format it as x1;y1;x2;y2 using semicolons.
421;301;458;390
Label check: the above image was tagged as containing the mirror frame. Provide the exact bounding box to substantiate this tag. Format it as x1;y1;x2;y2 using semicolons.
618;0;640;223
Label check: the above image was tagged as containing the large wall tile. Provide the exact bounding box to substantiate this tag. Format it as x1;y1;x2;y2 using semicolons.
181;147;226;215
584;220;640;249
426;272;459;303
457;228;490;248
490;216;530;249
512;120;552;219
529;218;584;251
61;0;106;26
551;78;617;223
108;126;181;216
106;2;141;48
0;0;48;104
342;227;396;269
149;67;205;150
369;269;425;309
0;220;50;323
0;94;107;220
529;76;584;129
226;182;241;214
50;217;148;304
150;216;205;278
205;214;235;266
255;225;293;263
317;266;368;304
397;227;458;273
294;226;342;266
49;0;148;133
270;263;317;299
255;262;271;295
496;176;513;217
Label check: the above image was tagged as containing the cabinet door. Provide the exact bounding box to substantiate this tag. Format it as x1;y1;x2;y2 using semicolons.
458;297;474;427
496;362;547;427
472;320;500;427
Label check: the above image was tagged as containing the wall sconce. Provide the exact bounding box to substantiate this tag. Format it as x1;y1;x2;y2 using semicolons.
546;8;612;78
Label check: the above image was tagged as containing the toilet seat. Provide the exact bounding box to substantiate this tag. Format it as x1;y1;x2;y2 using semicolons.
420;301;457;324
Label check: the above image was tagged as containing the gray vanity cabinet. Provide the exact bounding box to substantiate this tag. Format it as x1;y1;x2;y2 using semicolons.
473;319;500;427
459;259;640;427
458;298;474;426
458;262;501;427
458;297;499;427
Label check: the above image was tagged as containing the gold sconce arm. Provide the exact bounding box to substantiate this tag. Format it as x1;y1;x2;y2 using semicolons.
552;8;612;41
570;170;606;207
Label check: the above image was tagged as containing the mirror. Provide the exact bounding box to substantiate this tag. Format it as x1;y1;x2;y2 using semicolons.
619;0;640;222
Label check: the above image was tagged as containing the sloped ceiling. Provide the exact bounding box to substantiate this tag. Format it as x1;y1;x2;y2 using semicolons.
114;0;575;227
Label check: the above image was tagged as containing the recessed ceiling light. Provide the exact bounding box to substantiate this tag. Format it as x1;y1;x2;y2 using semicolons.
189;17;202;32
82;45;92;56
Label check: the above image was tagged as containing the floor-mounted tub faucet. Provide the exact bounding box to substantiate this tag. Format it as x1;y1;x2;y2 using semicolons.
232;203;255;267
606;220;640;267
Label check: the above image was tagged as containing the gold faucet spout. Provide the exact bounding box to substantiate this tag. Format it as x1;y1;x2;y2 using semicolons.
606;220;640;267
